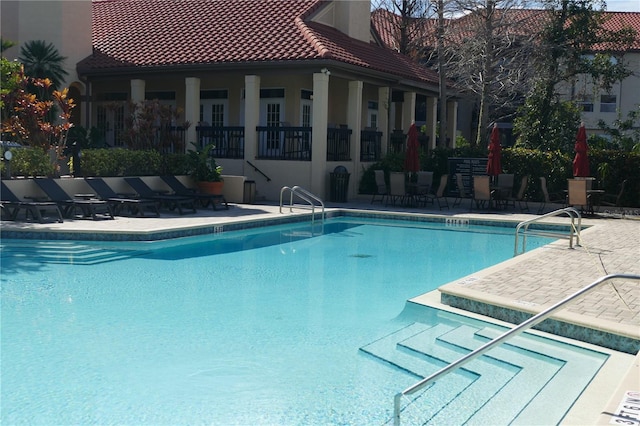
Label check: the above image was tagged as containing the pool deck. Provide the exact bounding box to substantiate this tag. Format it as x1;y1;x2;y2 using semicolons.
2;198;639;424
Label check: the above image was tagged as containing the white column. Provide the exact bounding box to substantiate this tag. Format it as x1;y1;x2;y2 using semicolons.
348;80;363;199
447;100;458;148
312;72;329;197
378;87;390;154
402;91;416;130
426;96;438;150
131;79;145;103
244;75;260;162
185;77;200;151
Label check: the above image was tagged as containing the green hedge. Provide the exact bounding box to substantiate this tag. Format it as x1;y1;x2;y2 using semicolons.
5;146;638;207
360;147;639;207
1;148;54;177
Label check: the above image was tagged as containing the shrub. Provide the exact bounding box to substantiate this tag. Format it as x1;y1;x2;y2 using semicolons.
359;147;639;207
3;147;54;177
80;148;160;176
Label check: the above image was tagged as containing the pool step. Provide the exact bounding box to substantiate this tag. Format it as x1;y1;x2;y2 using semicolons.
360;320;607;425
0;241;148;265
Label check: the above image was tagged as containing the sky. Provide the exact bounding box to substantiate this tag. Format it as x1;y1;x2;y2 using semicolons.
604;1;640;12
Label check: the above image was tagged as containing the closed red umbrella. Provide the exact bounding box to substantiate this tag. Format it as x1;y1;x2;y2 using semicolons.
404;123;420;173
486;123;502;176
573;123;590;177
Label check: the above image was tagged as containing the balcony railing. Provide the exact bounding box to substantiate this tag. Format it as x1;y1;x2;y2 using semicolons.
360;129;382;162
192;125;384;162
327;127;352;161
196;126;245;159
256;126;312;161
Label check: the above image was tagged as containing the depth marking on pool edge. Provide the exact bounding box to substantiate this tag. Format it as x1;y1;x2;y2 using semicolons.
213;225;224;234
446;218;470;227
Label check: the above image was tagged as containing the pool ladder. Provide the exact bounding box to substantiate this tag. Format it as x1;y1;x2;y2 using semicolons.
393;273;640;426
279;186;325;227
514;207;582;256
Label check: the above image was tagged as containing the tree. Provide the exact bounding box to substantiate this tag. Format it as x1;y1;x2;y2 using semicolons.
515;0;636;151
122;100;190;153
1;64;75;172
372;0;455;147
19;40;68;90
442;0;539;146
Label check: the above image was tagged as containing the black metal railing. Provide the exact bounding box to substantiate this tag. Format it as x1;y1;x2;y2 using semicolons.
360;129;382;162
389;130;406;154
327;127;351;161
195;126;245;159
256;126;312;161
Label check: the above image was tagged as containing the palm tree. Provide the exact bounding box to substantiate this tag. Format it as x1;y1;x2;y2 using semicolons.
19;40;68;89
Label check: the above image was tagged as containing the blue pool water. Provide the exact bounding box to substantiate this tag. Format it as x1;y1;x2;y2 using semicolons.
0;218;602;424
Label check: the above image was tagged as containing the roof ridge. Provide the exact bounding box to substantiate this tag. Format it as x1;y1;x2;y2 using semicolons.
296;16;330;58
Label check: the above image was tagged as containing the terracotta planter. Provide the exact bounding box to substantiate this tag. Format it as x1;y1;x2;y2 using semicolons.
197;181;224;195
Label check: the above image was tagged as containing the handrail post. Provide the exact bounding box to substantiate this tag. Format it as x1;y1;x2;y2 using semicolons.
394;393;402;426
514;207;581;256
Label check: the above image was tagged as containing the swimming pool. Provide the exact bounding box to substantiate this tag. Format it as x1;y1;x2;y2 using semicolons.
0;218;605;424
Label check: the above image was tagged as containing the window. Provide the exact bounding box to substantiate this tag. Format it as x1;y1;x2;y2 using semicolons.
200;89;228;126
577;94;593;112
367;101;378;129
600;95;616;113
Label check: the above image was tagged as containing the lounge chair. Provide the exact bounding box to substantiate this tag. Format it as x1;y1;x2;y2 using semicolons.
1;181;64;223
160;175;228;210
538;177;565;214
34;178;114;220
85;177;160;217
124;177;197;215
471;175;495;211
371;170;388;204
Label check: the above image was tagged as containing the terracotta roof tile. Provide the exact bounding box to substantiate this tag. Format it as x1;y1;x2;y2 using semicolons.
372;8;640;53
80;0;438;86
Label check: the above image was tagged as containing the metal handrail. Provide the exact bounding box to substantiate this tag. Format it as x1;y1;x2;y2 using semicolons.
514;207;582;255
393;273;640;426
279;186;325;227
245;160;271;181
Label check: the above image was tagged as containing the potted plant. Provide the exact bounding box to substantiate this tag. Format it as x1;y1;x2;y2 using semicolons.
187;142;224;195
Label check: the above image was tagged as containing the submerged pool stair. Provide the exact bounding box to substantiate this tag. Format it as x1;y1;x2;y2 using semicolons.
359;316;606;425
0;241;149;265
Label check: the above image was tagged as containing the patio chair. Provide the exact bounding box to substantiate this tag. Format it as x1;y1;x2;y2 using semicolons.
371;170;388;204
1;181;64;223
414;171;433;206
567;178;591;214
452;173;470;209
160;175;228;210
538;177;566;214
599;179;627;211
424;174;449;210
85;177;160;217
471;175;495;211
387;172;411;206
504;175;529;212
124;177;197;215
496;173;515;200
34;178;114;220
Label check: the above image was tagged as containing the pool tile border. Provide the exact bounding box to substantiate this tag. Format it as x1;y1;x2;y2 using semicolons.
441;293;640;355
0;209;580;241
